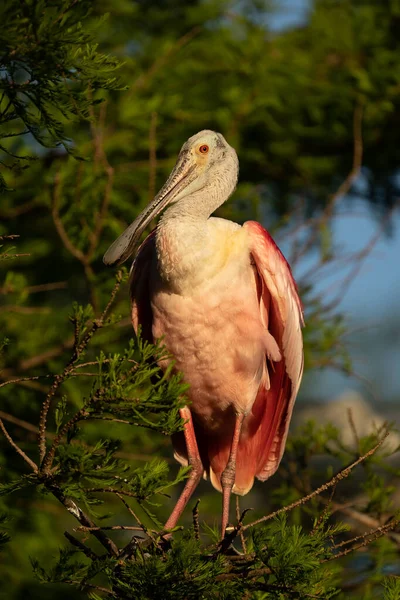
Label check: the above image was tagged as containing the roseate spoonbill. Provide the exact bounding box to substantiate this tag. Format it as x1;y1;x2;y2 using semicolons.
104;130;304;537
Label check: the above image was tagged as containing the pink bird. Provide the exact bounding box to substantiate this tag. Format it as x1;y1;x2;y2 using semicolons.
104;130;304;537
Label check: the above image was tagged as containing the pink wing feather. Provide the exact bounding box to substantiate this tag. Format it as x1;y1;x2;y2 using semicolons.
242;220;304;482
130;231;156;344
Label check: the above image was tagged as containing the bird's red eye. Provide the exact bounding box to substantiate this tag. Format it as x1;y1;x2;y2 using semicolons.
199;144;209;154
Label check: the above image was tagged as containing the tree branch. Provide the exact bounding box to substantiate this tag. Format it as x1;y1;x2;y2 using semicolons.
38;273;123;467
64;531;100;561
48;481;119;557
242;433;388;531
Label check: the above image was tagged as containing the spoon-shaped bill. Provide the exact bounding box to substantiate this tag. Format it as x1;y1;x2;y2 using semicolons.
103;161;196;266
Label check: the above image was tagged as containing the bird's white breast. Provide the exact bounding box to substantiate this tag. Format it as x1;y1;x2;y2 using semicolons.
155;217;247;293
151;219;268;429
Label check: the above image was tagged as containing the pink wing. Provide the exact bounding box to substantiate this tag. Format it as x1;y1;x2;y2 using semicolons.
130;231;156;344
242;221;304;482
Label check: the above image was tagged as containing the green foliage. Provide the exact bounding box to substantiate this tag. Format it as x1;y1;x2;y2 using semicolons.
0;234;22;262
110;534;239;600
383;577;400;600
0;476;37;498
0;514;11;551
90;339;189;436
25;515;344;599
0;0;123;191
252;514;343;598
31;547;95;590
25;503;398;599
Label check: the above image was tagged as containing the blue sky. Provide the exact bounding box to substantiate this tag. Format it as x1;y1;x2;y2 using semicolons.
268;0;310;30
298;202;400;403
328;205;399;319
269;0;400;403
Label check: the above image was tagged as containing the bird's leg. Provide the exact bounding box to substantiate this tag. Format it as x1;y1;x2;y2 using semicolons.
164;406;204;532
220;412;245;539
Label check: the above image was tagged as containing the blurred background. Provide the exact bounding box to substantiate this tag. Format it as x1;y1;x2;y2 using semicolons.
1;0;400;597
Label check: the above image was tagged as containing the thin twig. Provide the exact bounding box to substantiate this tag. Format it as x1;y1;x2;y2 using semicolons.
243;433;388;531
326;517;400;562
236;496;247;553
51;171;86;263
0;410;163;463
0;234;19;241
19;336;75;370
99;269;124;321
310;485;337;536
87;100;114;263
66;580;117;597
42;407;90;470
87;165;114;260
64;531;100;560
75;525;145;532
323;205;396;310
192;499;200;541
0;410;43;435
85;487;138;499
324;102;364;219
38;273;123;467
330;501;400;546
0;198;37;220
217;509;252;554
48;481;119;557
137;501;163;531
131;28;200;92
0;375;48;389
117;493;157;558
116;494;155;544
1;305;51;314
0;253;30;260
51;170;99;312
0;417;38;472
291;101;363;267
0;281;67;295
72;357;138;370
215;566;271;582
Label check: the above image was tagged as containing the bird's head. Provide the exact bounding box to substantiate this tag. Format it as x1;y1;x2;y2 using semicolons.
103;130;238;266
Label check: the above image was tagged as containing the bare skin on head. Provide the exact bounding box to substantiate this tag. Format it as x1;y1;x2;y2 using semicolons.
104;130;304;538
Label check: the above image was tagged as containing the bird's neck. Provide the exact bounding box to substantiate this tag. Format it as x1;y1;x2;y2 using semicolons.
154;186;225;291
154;167;238;291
